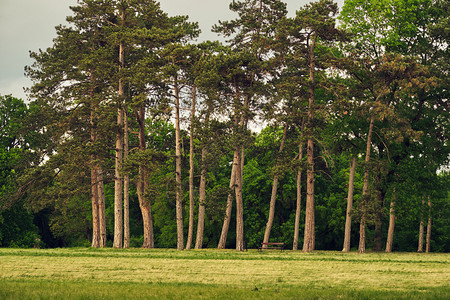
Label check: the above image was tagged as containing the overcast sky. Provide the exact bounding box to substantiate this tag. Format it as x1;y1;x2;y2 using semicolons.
0;0;343;101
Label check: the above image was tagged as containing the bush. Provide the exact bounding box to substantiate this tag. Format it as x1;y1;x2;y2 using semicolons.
9;232;43;248
0;202;42;248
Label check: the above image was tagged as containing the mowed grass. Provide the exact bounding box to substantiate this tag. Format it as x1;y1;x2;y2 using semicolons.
0;248;449;299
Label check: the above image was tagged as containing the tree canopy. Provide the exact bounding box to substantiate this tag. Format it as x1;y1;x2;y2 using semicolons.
0;0;448;252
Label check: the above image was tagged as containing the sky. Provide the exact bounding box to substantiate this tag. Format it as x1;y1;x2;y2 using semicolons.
0;0;344;101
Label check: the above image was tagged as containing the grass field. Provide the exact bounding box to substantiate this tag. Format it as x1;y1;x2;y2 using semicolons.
0;248;449;299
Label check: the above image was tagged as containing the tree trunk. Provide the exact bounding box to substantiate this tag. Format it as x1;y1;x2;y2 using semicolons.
385;200;395;253
123;109;130;249
113;106;124;248
240;146;245;194
342;156;357;252
195;106;210;250
235;95;249;251
359;115;375;254
90;167;100;248
303;32;317;253
137;165;154;249
418;220;425;253
293;143;303;250
136;106;154;248
426;197;431;253
113;17;125;248
218;91;248;250
140;168;155;249
263;125;287;248
303;138;315;252
186;86;197;250
89;73;100;248
174;82;184;251
217;151;238;249
194;147;207;249
417;197;425;253
97;167;106;247
235;148;244;251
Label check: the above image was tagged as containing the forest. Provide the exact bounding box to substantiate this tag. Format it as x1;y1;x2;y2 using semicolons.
0;0;448;253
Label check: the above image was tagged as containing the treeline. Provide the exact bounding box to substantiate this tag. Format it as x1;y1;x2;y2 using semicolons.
0;0;448;252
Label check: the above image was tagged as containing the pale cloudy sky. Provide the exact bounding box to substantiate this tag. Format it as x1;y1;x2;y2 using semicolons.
0;0;343;101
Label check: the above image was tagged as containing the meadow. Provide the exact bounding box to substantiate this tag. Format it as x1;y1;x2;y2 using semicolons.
0;248;449;299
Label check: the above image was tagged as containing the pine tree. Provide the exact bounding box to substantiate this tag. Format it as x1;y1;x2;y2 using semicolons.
122;1;198;249
160;42;201;251
292;0;342;253
214;0;288;251
26;0;118;247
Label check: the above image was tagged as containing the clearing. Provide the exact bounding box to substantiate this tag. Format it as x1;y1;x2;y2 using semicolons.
0;248;448;299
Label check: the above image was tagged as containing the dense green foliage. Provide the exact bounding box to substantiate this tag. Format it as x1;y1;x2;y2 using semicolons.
0;95;42;248
0;0;448;252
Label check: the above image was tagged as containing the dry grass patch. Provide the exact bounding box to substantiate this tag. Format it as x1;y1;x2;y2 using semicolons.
0;248;448;299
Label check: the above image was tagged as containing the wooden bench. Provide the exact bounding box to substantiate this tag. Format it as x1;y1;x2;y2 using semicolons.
258;242;285;251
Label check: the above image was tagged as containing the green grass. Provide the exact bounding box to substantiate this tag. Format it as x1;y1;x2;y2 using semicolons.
0;248;449;299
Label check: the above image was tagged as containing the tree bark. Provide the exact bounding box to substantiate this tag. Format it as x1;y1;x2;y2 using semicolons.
90;167;100;248
426;197;432;253
359;115;375;254
240;146;245;193
113;103;124;248
417;197;425;253
186;86;197;250
342;156;357;252
418;220;425;252
174;81;184;251
195;106;210;250
89;72;100;248
218;91;248;250
293;143;303;250
303;32;317;253
235;148;244;251
136;106;154;248
194;147;207;249
140;167;154;248
235;95;249;251
113;12;125;248
123;109;130;249
303;138;315;252
263;125;287;248
217;151;238;249
385;200;395;253
97;167;106;247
